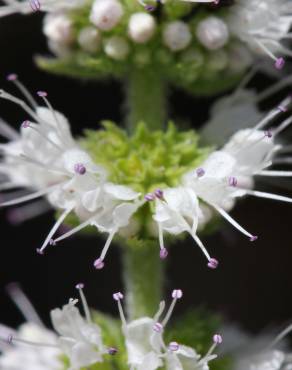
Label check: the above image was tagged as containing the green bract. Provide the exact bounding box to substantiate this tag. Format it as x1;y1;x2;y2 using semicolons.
37;0;246;96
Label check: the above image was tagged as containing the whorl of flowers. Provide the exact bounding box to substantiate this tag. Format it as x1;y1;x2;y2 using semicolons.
2;0;291;95
1;75;292;270
0;284;223;370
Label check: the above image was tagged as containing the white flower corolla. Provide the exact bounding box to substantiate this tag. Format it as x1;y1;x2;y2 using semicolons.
0;76;142;266
227;0;292;69
184;96;292;252
226;323;292;370
0;0;86;17
152;186;218;268
0;283;62;370
162;21;192;52
90;0;124;31
196;16;229;51
128;13;156;44
0;323;62;370
51;294;106;370
113;290;221;370
104;36;130;60
43;13;74;45
78;27;101;53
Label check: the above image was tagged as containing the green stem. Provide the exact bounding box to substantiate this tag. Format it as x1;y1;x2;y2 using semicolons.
123;241;163;320
125;68;167;132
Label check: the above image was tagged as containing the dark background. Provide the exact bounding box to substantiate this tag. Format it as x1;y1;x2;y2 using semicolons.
0;11;292;335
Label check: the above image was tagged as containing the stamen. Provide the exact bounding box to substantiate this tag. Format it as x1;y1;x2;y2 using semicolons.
37;206;73;255
258;170;292;177
244;189;292;204
161;289;183;327
228;176;238;187
74;163;86;175
212;204;257;241
275;57;285;70
196;167;205;178
113;292;127;327
169;342;179;352
94;230;117;270
145;192;155;201
154;188;164;199
158;223;168;259
153;301;166;322
204;333;223;358
190;232;212;262
153;322;163;333
0;183;60;207
208;258;219;269
75;283;91;323
2;334;57;348
273;116;292;136
0;117;19;140
6;283;44;327
21;121;62;151
107;347;118;355
29;0;41;12
7;74;37;109
268;323;292;349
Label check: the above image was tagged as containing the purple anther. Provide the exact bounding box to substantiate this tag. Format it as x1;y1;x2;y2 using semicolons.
30;0;41;12
74;163;86;175
113;292;124;301
21;120;30;129
275;57;285;70
250;235;258;242
49;239;56;246
153;322;163;333
145;4;155;11
172;289;183;299
37;91;48;97
264;130;273;138
6;73;17;81
154;189;164;199
208;258;219;269
278;105;287;113
213;334;223;344
196;167;205;178
145;193;155;201
75;283;84;290
228;176;238;187
169;342;180;352
108;347;118;355
94;258;105;270
36;248;44;255
160;248;168;260
7;334;13;344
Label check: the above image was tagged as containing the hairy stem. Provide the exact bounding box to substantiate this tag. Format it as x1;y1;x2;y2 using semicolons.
125;68;167;132
123;241;163;320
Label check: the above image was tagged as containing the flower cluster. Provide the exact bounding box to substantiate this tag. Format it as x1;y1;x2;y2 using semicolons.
0;283;112;370
113;288;222;370
0;284;223;370
1;76;292;271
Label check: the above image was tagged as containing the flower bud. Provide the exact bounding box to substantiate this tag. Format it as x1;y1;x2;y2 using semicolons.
90;0;123;31
78;27;101;53
104;36;130;60
196;16;229;50
43;13;74;45
163;21;192;52
128;12;156;44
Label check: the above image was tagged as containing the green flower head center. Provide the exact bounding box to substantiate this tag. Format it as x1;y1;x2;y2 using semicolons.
81;121;211;194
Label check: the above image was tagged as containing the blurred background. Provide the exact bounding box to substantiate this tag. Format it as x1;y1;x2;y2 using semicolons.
1;11;292;335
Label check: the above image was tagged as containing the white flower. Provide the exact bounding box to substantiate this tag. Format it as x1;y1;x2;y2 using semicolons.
128;13;156;44
43;12;74;45
162;21;192;52
104;36;130;60
0;284;62;370
196;16;229;51
0;76;142;267
90;0;124;31
227;0;292;69
78;27;101;53
113;290;221;370
51;295;105;370
152;186;218;268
